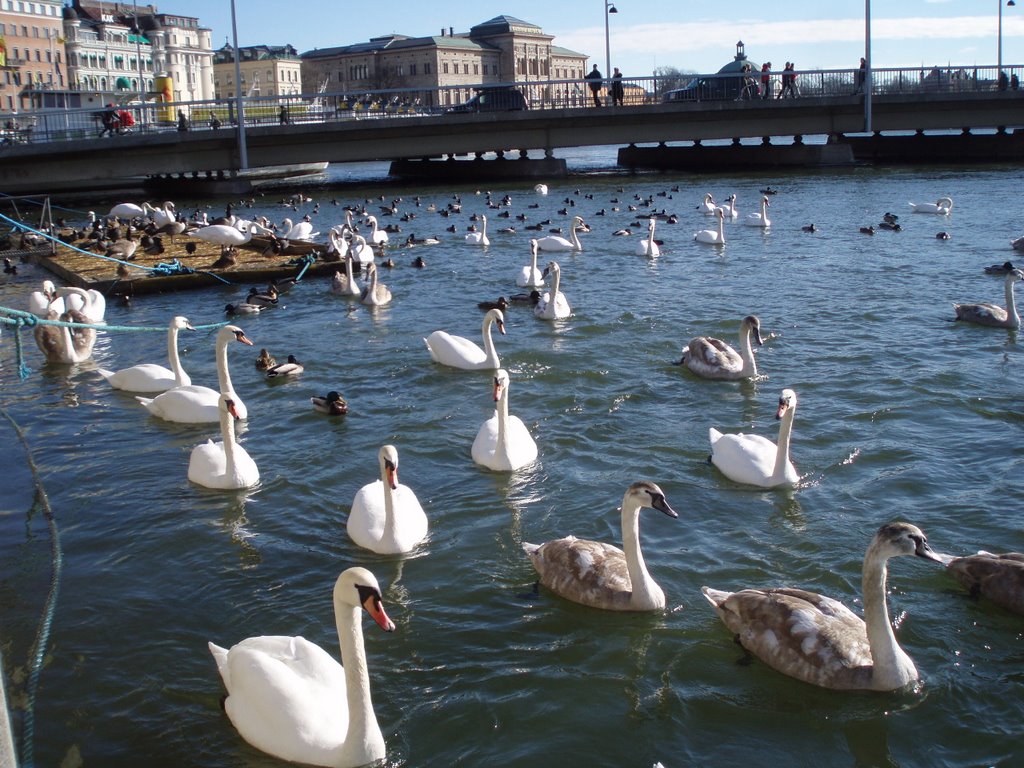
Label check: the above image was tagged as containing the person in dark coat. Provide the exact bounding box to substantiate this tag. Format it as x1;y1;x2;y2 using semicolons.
585;65;603;107
611;67;624;106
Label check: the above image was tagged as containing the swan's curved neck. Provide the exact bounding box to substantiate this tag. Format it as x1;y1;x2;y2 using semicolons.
647;223;655;248
216;334;235;395
1004;277;1020;327
220;403;238;476
481;316;499;366
739;324;758;377
333;601;382;766
861;552;914;688
570;223;581;250
168;325;187;386
380;458;396;540
773;408;795;480
495;384;510;453
549;266;561;297
530;246;538;272
345;254;355;282
621;497;658;607
718;214;725;241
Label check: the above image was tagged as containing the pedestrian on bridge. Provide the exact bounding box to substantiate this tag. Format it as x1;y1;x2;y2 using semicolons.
611;67;625;106
760;62;773;99
585;64;603;107
778;62;798;98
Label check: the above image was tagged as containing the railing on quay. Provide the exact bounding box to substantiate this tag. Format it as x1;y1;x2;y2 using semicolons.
1;64;1021;148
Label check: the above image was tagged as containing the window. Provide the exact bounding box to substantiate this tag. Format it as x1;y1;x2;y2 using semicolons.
462;63;468;74
424;63;431;75
410;63;417;76
442;62;448;74
473;63;479;75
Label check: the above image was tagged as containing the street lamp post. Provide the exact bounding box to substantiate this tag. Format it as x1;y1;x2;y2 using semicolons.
604;1;617;83
998;0;1016;82
132;0;144;104
230;0;248;168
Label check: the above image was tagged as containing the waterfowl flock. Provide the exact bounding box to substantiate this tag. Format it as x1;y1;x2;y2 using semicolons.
6;175;1024;767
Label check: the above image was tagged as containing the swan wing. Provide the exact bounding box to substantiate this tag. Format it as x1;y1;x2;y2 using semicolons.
137;385;220;423
99;363;183;393
424;331;488;369
946;553;1024;614
953;302;1009;326
525;537;633;609
348;480;387;550
709;430;780;486
685;337;742;378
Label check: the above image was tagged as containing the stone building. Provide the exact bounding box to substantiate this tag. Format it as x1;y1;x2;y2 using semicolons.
300;15;588;109
213;43;302;100
0;0;65;111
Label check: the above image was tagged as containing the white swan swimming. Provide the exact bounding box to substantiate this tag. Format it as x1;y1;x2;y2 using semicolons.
744;195;771;228
57;286;106;323
98;315;195;392
327;225;351;261
534;261;571;320
952;268;1023;328
349;234;374;266
27;279;63;317
424;307;505;370
522;480;679;611
635;218;660;256
677;315;764;380
472;369;538;471
136;325;251;423
364;215;389;245
535;216;585;252
33;307;97;364
187;393;259;489
359;262;392;307
516;239;545;288
716;193;739;219
208;567;394;768
465;214;490;246
694;208;726;244
697;193;717;215
709;388;799;488
941;549;1024;615
702;522;943;690
534;183;549;195
330;255;361;297
909;196;953;214
348;445;428;554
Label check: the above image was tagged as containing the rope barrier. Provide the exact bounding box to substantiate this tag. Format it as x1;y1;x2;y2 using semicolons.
0;192;92;216
287;253;317;282
1;406;64;768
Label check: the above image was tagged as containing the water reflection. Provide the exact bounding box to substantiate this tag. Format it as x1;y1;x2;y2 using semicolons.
842;717;899;768
217;494;262;569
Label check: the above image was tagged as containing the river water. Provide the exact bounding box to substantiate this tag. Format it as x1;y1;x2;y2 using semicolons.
1;147;1022;768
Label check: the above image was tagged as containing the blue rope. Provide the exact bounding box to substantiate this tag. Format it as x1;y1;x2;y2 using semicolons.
289;254;316;282
1;406;64;768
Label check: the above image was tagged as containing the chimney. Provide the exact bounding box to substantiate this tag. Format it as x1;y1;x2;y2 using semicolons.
450;26;454;36
440;28;444;36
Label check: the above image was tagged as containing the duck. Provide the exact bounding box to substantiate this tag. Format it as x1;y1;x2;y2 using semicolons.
330;255;362;297
535;216;586;252
3;257;17;275
952;268;1023;328
477;296;510;312
509;290;542;305
246;286;279;308
424;308;505;370
909;196;953;214
225;302;262;316
207;568;394;768
516;239;545;288
935;231;951;240
136;325;252;424
697;193;717;215
676;315;764;380
347;445;428;555
635;218;661;256
984;260;1016;275
877;221;902;232
859;226;876;235
472;369;538;472
359;263;392;307
411;255;427;268
255;348;276;370
464;214;490;246
522;481;679;611
801;223;817;233
702;522;943;691
187;394;259;490
311;391;349;415
940;550;1024;615
534;261;571;320
709;388;800;488
97;316;195;393
266;354;303;378
744;195;771;228
694;208;726;245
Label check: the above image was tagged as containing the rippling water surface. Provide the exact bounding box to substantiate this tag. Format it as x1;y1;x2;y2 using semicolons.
1;149;1023;768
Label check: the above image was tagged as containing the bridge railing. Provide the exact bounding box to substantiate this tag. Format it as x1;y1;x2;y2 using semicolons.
1;64;1020;147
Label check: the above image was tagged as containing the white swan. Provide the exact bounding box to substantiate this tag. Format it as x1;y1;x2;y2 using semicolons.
534;183;549;195
745;195;771;228
57;286;106;323
150;200;176;229
98;316;194;392
349;234;374;266
534;261;571;320
716;194;739;219
709;388;799;488
909;196;953;214
702;522;943;690
694;208;726;244
136;325;252;423
348;445;428;555
208;567;394;768
535;216;585;252
635;218;661;256
192;223;254;256
472;369;538;471
516;239;545;288
328;226;351;260
952;268;1023;328
283;217;316;241
697;193;717;215
522;481;679;611
424;307;505;370
187;394;259;489
330;256;361;296
464;214;490;246
364;215;389;245
33;307;97;364
942;550;1024;615
359;263;392;307
677;315;763;380
108;201;154;219
27;280;64;317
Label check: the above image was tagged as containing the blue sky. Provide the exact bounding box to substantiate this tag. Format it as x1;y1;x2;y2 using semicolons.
176;1;1023;77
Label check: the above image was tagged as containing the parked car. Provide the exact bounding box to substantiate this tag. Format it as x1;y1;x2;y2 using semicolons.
662;74;746;103
447;87;528;114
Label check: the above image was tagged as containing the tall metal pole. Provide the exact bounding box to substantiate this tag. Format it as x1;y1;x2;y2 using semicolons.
998;0;1004;79
230;0;248;169
133;0;144;104
864;0;872;133
604;2;611;81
